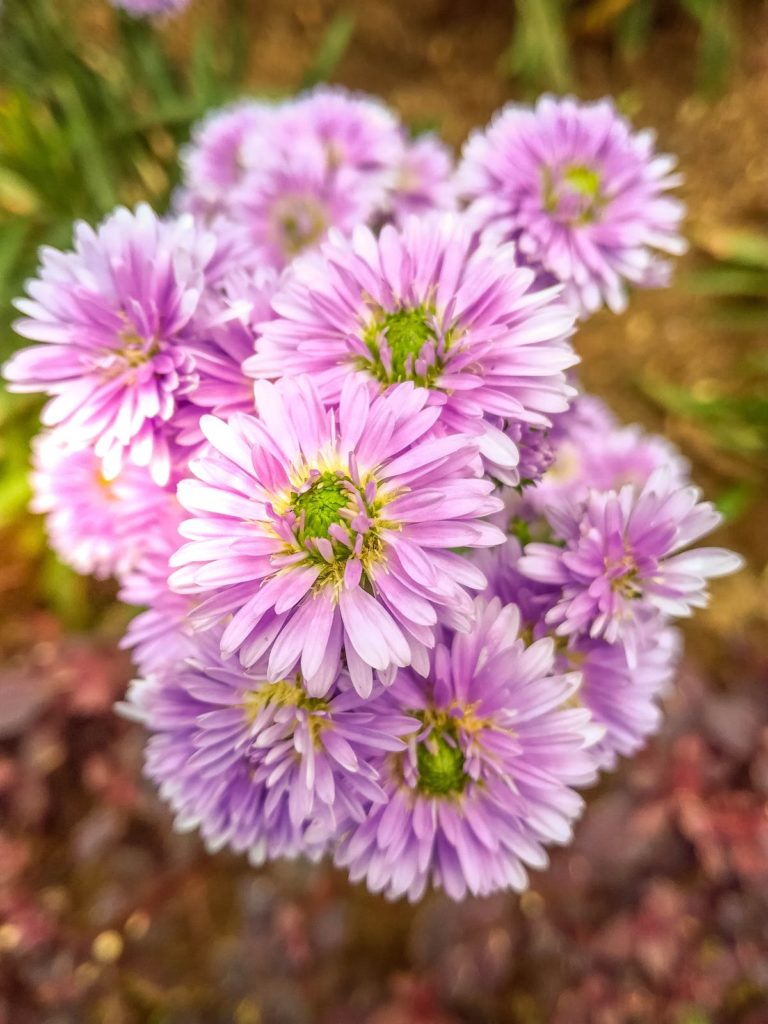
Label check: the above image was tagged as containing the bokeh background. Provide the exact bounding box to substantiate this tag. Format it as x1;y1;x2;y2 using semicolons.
1;1;767;1021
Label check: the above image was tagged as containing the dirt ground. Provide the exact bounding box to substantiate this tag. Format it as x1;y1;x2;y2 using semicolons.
2;2;768;1022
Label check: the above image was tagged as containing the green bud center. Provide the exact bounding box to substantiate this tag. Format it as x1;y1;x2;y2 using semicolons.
291;472;350;540
543;163;603;224
416;729;468;797
362;305;443;387
563;164;601;200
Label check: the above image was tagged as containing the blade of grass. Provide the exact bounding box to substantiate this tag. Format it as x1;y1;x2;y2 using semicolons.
301;13;355;89
501;0;573;93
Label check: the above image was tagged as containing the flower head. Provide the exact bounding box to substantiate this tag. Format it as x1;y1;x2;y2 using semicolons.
563;617;681;770
177;101;277;218
458;96;686;316
248;214;578;481
111;0;188;16
389;134;456;225
273;86;405;178
335;598;600;900
177;266;279;441
529;394;689;512
118;497;193;677
518;468;743;664
226;141;384;271
121;630;418;862
4;205;218;484
31;429;173;580
170;375;504;697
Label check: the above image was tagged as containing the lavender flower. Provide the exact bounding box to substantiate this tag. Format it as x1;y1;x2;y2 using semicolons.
247;214;578;481
458;96;686;316
170;375;504;697
177;101;277;218
224;140;385;271
274;86;405;179
518;468;743;664
30;430;172;580
118;498;192;677
4;205;218;484
121;630;418;862
389;134;456;225
335;598;601;901
111;0;189;15
529;394;688;512
563;618;681;770
177;266;280;441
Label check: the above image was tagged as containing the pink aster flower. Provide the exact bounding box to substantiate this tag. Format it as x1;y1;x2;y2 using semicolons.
389;134;456;226
111;0;188;15
335;597;601;901
518;468;743;665
30;429;173;580
563;616;681;771
4;205;218;484
174;266;280;445
529;393;689;512
177;101;277;218
247;214;578;481
170;375;505;697
273;86;405;178
121;628;419;863
118;497;193;677
224;139;386;271
458;95;686;316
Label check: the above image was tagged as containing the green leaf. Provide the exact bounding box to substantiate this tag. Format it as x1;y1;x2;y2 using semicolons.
301;13;356;88
501;0;573;93
680;0;736;96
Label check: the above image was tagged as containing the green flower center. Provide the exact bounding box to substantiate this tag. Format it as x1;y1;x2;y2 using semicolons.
563;164;601;200
361;305;445;387
543;163;603;224
244;678;328;721
273;196;327;257
416;728;468;797
290;472;351;540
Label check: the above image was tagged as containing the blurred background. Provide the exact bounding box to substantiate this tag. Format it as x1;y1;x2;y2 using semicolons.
0;1;767;1021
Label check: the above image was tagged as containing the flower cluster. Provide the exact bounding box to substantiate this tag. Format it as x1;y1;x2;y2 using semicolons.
111;0;190;17
4;86;741;901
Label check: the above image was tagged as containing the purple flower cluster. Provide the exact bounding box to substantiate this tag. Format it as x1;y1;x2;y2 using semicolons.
4;87;741;901
110;0;189;18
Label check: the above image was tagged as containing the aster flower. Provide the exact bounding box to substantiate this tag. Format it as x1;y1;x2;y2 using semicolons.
30;429;173;580
4;205;218;485
518;468;743;664
274;86;405;178
458;95;686;316
174;266;280;444
247;214;578;480
170;374;505;697
485;420;556;487
111;0;188;15
474;534;561;635
335;597;601;901
118;498;193;677
529;393;689;512
121;630;418;862
563;617;681;771
177;100;277;218
389;134;456;225
225;139;386;271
